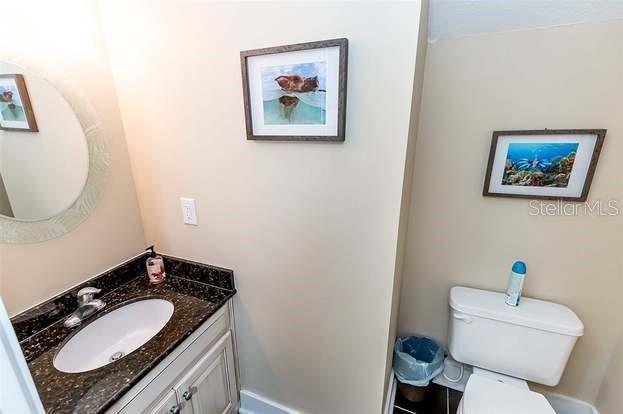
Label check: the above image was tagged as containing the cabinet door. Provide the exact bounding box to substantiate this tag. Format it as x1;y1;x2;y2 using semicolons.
175;332;236;414
147;389;179;414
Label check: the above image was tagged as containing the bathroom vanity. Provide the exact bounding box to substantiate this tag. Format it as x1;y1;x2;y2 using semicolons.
111;299;237;414
10;253;240;414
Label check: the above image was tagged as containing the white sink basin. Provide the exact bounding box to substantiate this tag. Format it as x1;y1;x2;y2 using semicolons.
54;299;174;373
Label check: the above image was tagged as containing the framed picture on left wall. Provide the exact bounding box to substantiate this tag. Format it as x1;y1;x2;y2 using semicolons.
240;38;348;141
0;74;38;132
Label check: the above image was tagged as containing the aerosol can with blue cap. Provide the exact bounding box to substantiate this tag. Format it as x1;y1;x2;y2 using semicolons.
505;261;526;306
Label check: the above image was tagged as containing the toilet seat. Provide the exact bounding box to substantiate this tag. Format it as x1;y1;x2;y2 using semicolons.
458;373;556;414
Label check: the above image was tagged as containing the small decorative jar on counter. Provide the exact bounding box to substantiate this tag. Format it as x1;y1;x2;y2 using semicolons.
146;246;166;285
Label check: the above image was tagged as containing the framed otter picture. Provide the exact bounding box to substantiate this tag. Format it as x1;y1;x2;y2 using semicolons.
483;129;606;201
240;38;348;141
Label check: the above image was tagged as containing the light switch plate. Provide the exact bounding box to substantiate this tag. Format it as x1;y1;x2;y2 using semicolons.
180;197;198;225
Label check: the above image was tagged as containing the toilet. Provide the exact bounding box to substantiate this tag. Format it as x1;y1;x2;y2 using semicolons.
448;286;584;414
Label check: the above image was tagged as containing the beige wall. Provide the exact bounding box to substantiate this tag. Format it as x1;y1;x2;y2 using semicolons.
0;0;146;315
595;330;623;414
99;1;421;412
384;0;429;405
398;19;623;404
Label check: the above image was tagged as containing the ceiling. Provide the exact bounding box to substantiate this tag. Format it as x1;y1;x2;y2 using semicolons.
429;0;623;40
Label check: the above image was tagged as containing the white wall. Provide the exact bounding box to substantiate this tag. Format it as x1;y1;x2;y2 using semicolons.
398;19;623;404
0;62;88;221
99;1;422;412
0;0;146;315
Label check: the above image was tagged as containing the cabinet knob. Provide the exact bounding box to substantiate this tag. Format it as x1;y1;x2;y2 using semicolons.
183;389;193;401
170;405;181;414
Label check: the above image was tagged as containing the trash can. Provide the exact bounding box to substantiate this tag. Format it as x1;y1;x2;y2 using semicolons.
393;336;444;402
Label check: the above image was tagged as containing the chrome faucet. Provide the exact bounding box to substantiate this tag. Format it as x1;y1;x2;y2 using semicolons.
63;287;106;328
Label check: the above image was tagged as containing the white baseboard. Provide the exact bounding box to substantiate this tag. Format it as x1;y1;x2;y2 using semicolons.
239;390;300;414
384;370;397;414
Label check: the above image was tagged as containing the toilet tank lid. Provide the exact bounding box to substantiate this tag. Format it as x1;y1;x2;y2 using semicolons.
450;286;584;336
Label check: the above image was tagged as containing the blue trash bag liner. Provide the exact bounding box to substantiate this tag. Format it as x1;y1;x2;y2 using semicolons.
393;336;444;387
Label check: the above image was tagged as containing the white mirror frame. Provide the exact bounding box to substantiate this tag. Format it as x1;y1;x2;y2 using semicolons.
0;56;108;243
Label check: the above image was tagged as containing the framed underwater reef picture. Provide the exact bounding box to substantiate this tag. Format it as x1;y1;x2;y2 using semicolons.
483;129;606;201
0;74;38;132
240;38;348;141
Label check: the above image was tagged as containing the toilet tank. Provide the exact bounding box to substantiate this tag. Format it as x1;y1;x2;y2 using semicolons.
448;286;583;386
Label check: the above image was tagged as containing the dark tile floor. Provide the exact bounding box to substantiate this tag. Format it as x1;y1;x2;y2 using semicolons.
394;383;462;414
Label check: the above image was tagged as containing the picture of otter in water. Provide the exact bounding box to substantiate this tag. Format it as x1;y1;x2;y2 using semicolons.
261;62;327;124
0;89;26;122
274;75;325;94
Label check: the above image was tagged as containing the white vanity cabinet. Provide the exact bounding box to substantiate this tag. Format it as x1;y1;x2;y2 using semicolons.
109;300;239;414
173;332;236;414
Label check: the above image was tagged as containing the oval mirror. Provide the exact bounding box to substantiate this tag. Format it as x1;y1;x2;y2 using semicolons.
0;62;89;221
0;58;106;244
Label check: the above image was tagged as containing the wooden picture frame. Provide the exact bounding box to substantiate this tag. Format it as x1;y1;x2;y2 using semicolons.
483;129;606;202
240;38;348;141
0;74;38;132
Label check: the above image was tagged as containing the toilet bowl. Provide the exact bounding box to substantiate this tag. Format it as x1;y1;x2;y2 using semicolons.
447;286;584;414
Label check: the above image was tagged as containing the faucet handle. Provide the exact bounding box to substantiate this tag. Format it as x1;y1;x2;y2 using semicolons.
77;287;101;306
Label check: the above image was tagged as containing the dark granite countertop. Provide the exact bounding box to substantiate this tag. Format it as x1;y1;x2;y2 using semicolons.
11;253;236;414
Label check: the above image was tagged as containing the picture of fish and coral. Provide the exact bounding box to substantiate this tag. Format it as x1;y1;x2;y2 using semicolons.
502;143;578;187
261;61;327;125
